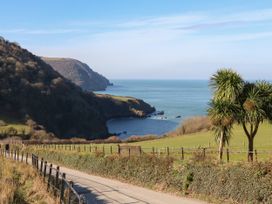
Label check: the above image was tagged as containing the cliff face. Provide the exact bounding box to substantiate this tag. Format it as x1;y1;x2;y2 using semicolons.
0;38;155;139
96;94;155;119
0;38;108;139
42;57;112;91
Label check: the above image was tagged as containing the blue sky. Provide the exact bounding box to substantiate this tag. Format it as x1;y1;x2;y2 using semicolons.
1;0;272;79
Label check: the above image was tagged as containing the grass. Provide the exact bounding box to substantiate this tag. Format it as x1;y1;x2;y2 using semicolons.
96;93;135;102
135;122;272;149
0;124;30;134
28;122;272;162
0;115;30;135
0;157;56;203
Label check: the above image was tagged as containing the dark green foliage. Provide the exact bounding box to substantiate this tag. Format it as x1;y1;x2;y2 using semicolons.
184;162;272;203
0;38;154;139
0;38;107;139
32;149;181;191
32;149;272;203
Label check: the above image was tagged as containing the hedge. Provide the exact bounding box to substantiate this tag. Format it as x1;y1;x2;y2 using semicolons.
31;149;272;203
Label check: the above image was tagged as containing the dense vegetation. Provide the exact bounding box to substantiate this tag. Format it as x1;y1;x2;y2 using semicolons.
208;69;272;161
43;57;112;91
0;37;154;139
30;149;272;203
0;157;56;203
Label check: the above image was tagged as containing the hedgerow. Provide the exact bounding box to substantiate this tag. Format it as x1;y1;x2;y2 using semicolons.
31;149;272;203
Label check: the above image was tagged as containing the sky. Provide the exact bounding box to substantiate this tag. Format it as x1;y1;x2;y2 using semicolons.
1;0;272;79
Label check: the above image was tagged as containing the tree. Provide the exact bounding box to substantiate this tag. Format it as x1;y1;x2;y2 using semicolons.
237;81;272;161
208;100;238;160
209;69;244;160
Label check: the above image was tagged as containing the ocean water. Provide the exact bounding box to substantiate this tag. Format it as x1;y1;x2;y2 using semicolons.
96;80;211;138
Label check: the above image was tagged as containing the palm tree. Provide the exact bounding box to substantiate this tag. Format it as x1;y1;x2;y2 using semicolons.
208;100;238;160
210;69;244;101
209;69;244;160
238;81;272;161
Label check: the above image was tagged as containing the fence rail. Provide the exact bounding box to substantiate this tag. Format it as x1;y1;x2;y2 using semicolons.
26;143;272;162
0;148;84;204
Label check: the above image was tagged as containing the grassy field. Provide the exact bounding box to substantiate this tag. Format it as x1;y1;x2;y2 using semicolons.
27;122;272;162
96;93;134;102
0;115;30;135
135;123;272;150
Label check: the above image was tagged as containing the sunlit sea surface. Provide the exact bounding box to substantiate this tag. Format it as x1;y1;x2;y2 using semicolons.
96;80;211;138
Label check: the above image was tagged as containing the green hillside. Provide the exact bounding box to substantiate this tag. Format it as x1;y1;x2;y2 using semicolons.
135;123;272;150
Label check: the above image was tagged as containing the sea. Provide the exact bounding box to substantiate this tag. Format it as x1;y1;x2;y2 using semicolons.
96;80;211;138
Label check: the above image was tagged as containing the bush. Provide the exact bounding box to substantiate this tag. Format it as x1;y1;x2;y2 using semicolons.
105;136;122;143
182;162;272;203
0;158;56;203
169;116;212;136
125;135;158;143
30;148;272;203
0;120;7;126
31;149;181;191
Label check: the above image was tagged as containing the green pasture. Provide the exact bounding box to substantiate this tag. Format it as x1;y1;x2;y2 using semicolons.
28;122;272;162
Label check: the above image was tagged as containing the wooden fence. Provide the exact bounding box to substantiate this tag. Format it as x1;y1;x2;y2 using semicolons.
0;148;84;204
27;143;270;162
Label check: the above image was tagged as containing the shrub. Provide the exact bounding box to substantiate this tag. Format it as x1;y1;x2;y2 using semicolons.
30;148;272;203
169;116;212;136
0;158;56;203
0;120;6;126
125;135;158;143
31;149;181;191
105;136;122;143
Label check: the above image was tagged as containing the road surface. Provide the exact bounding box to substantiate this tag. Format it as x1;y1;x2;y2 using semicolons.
60;166;208;204
7;153;208;204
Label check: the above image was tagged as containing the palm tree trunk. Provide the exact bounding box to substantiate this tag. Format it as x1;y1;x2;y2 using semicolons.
248;137;254;162
218;131;224;160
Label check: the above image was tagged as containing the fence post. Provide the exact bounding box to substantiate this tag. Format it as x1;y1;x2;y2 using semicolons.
17;150;20;161
167;147;169;156
181;147;184;160
55;166;60;188
226;148;230;163
152;147;155;156
43;161;47;179
128;147;131;158
21;152;24;162
89;146;92;153
117;145;120;155
40;158;44;174
26;153;28;164
48;164;52;190
84;145;86;152
203;148;206;158
36;156;39;170
255;149;258;162
139;146;142;156
60;173;66;203
110;146;112;155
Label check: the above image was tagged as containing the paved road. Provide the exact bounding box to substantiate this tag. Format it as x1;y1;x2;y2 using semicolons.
60;166;208;204
7;153;208;204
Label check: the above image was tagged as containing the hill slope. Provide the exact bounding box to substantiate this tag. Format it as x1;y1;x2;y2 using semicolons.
0;38;155;139
42;57;112;91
